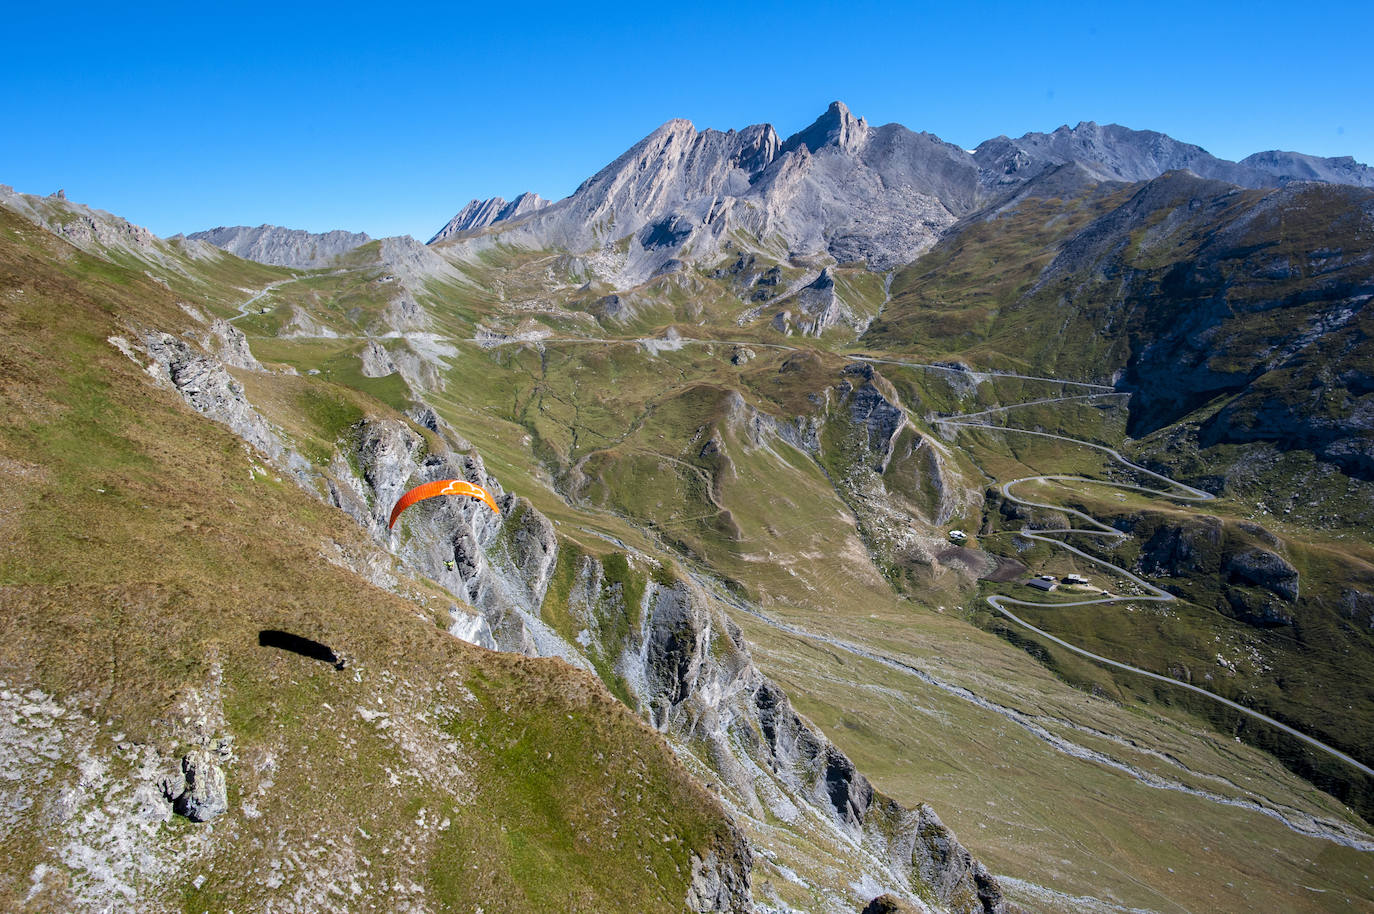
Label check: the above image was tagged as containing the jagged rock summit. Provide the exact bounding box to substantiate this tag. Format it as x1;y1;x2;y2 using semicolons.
974;121;1374;190
434;101;982;282
428;191;550;242
431;102;1374;286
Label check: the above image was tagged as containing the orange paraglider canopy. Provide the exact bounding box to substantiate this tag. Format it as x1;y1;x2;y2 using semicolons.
388;479;500;529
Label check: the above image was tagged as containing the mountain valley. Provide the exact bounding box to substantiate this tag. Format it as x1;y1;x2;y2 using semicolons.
1;102;1372;913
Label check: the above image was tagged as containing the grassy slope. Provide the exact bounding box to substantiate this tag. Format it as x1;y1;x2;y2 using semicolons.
0;209;741;913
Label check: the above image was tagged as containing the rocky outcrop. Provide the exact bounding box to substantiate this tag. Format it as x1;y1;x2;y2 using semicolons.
203;319;264;372
862;893;924;914
686;837;754;913
137;331;313;485
839;364;908;473
376;235;462;290
1226;548;1300;602
359;339;397;377
0;185;170;260
1137;516;1224;577
169;748;228;822
1340;588;1374;629
620;575;1006;913
186;224;371;268
775;267;852;336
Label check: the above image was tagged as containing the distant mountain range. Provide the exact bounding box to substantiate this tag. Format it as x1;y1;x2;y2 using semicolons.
184;102;1374;279
183;224;373;268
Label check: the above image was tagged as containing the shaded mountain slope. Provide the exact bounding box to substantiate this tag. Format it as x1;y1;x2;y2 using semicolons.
864;172;1374;487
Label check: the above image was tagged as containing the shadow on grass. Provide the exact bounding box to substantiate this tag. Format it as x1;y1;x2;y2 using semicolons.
258;630;345;670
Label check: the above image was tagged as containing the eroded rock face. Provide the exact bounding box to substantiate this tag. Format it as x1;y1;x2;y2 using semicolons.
205;319;264;372
1137;516;1224;577
685;838;754;913
840;364;907;473
138;331;312;485
626;576;1007;912
429;192;550;243
1340;589;1374;628
170;749;228;822
791;267;850;336
436;102;974;285
359;339;397;377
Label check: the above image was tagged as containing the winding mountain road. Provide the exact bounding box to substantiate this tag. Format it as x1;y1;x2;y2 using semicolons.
937;416;1374;779
228;278;293;322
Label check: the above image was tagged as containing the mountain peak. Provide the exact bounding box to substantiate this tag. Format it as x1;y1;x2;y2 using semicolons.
651;118;697;139
428;192;550;244
782;101;869;155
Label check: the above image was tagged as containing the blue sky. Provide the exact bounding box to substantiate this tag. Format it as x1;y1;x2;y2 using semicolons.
4;1;1370;239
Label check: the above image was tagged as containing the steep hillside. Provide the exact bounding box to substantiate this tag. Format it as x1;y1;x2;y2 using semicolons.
1;189;1034;912
865;172;1374;519
0;205;760;913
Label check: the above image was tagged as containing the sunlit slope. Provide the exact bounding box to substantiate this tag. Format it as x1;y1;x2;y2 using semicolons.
0;209;744;913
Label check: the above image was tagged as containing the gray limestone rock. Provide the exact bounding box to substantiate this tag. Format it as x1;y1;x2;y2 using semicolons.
429;192;550;243
429;103;1372;297
434;102;975;285
205;319;263;372
359;340;398;377
789;267;850;335
170;749;228;822
685;839;754;913
1226;548;1300;602
376;235;460;290
141;332;312;483
186;224;371;268
841;365;908;472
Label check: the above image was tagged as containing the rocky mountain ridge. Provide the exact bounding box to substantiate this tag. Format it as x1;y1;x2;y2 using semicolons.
184;224;373;268
428;103;1373;287
427;191;550;243
974;121;1374;191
